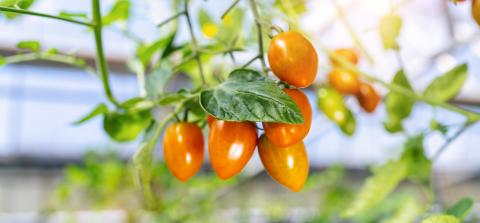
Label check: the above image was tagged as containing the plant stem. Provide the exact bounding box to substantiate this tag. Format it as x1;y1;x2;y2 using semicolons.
156;11;185;27
4;52;96;74
241;55;260;68
323;45;480;121
0;6;93;27
331;0;374;64
184;0;207;86
221;0;241;19
433;122;473;161
92;0;119;106
249;0;268;74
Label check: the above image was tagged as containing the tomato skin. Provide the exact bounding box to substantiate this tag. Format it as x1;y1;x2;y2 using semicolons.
317;87;348;124
473;0;480;25
328;68;360;95
258;135;309;192
268;31;318;88
208;120;258;179
263;89;312;147
163;122;204;182
356;82;381;113
330;48;358;66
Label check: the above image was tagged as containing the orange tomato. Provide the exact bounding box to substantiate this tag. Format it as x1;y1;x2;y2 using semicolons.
163;122;204;182
328;68;360;95
258;135;309;192
263;89;312;147
356;82;381;113
268;31;318;88
208;120;258;179
473;0;480;25
330;48;359;66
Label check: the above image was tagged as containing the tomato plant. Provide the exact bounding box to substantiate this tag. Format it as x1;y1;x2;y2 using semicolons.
1;0;480;221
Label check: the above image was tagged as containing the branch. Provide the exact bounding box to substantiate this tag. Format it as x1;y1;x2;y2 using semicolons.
184;0;207;86
432;122;473;161
92;0;119;106
0;6;93;27
156;11;185;27
249;0;268;73
221;0;241;19
322;45;480;121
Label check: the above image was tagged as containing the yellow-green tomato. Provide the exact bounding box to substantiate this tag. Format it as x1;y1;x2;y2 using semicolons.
317;87;348;124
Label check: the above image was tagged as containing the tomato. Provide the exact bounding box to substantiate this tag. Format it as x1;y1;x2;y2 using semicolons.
163;122;204;182
258;135;309;192
328;68;360;95
263;89;312;147
207;115;215;127
208;120;257;179
473;0;480;25
330;48;358;66
356;82;381;113
268;31;318;88
317;87;348;124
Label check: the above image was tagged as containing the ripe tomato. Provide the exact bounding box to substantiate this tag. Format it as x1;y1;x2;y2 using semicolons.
163;122;204;182
207;115;215;127
330;48;358;66
268;31;318;88
328;68;360;95
356;82;381;113
258;135;309;192
263;89;312;147
208;120;257;179
473;0;480;25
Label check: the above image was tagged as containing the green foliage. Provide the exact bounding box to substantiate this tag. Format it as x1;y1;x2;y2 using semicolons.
274;0;307;17
72;103;109;125
0;0;18;7
430;119;449;135
423;64;468;102
446;197;474;221
16;40;41;52
0;56;5;67
2;0;35;18
136;30;177;67
382;196;423;223
384;70;415;133
342;160;410;218
58;11;88;20
102;0;130;26
401;135;431;183
145;65;174;99
200;69;304;124
103;110;152;142
421;215;460;223
380;13;402;50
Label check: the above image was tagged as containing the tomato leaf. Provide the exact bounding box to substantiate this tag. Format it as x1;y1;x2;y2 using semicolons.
3;0;35;19
16;40;41;52
136;30;177;67
72;103;108;125
421;215;460;223
401;135;431;183
430;119;449;135
382;196;423;223
342;160;409;217
0;0;19;7
380;13;402;50
145;66;173;99
384;70;415;133
59;11;88;20
102;0;130;26
103;110;151;142
423;64;467;102
200;69;304;124
446;197;474;220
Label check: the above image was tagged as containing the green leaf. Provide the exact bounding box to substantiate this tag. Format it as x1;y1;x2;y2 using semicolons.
200;69;304;124
103;110;151;142
119;97;155;112
401;135;431;183
72;103;108;125
145;66;173;99
446;197;474;220
382;196;423;223
0;0;19;7
136;30;177;67
380;13;403;50
16;40;41;52
0;56;6;67
102;0;130;26
421;215;460;223
423;64;468;102
3;0;35;19
384;70;415;133
158;93;187;105
59;11;88;20
342;160;409;217
430;120;449;135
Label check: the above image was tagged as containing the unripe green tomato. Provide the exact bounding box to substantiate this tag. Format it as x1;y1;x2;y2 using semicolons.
339;110;356;136
317;87;348;124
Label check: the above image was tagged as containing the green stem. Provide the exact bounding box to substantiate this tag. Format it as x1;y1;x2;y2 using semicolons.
332;0;374;64
323;45;480;121
4;52;96;74
156;11;185;27
221;0;241;19
432;122;473;161
92;0;119;106
184;0;207;86
249;0;268;74
0;6;93;27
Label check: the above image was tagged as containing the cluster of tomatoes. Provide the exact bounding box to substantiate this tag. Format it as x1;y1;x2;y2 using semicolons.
163;31;316;192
